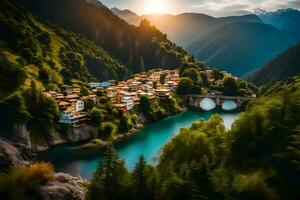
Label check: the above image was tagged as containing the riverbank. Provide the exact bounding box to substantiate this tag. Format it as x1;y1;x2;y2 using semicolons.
38;110;239;179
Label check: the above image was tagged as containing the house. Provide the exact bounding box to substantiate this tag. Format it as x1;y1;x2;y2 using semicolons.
75;100;84;112
121;96;134;111
66;94;79;100
63;85;73;94
88;82;111;88
167;81;178;91
155;89;171;99
113;104;127;112
58;101;71;111
72;84;81;94
59;111;91;127
59;111;80;125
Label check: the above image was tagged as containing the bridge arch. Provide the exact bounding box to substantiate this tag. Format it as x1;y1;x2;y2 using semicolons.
222;100;237;111
200;98;216;111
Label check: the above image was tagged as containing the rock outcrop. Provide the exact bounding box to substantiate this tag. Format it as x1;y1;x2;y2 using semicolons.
0;138;87;200
66;125;98;142
40;173;87;200
0;139;30;169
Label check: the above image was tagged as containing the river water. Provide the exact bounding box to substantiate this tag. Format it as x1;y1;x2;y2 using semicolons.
39;109;239;180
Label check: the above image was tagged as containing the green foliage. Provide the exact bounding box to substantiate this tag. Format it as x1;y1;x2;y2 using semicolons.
23;82;59;138
0;53;27;96
87;145;131;200
0;92;29;134
99;122;115;139
176;77;194;95
160;73;167;84
132;156;157;200
182;68;200;82
0;162;54;200
84;98;95;112
223;76;239;96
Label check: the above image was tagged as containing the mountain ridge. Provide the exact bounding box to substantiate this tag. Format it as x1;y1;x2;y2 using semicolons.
246;42;300;86
19;0;199;74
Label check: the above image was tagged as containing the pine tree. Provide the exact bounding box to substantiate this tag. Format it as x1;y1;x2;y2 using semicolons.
132;155;149;200
87;145;131;200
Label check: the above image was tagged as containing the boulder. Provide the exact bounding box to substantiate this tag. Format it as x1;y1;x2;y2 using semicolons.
40;173;87;200
0;139;30;169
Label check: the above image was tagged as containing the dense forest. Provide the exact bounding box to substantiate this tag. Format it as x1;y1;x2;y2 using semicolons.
246;42;300;86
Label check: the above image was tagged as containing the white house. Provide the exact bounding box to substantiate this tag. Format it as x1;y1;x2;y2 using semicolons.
121;96;134;111
75;100;84;112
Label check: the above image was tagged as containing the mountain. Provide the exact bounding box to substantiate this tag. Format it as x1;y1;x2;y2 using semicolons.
246;42;300;86
0;0;130;97
18;0;198;74
112;9;262;48
113;8;299;77
187;22;291;76
111;7;139;24
255;8;300;42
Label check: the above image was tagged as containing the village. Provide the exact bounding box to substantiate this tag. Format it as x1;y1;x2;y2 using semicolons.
44;69;185;128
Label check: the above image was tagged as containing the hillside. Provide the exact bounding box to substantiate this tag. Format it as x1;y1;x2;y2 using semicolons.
18;0;198;73
0;0;129;97
246;42;300;86
187;21;291;76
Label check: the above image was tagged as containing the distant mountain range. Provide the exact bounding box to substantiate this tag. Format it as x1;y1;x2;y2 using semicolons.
112;8;300;77
246;42;300;86
255;8;300;42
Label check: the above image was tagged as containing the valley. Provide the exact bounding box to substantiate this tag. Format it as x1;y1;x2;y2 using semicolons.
0;0;300;200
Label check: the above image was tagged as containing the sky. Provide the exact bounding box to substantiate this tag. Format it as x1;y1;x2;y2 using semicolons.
101;0;300;16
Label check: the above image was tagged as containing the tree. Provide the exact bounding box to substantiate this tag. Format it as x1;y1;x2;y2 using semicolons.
23;81;59;135
0;54;27;95
176;77;194;95
160;73;167;84
99;122;115;139
182;68;200;82
0;92;29;133
119;114;130;133
39;67;50;84
132;156;151;200
153;81;158;89
223;77;239;96
87;145;131;200
84;98;95;111
139;95;156;121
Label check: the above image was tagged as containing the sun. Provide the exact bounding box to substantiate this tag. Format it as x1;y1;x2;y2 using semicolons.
145;0;166;14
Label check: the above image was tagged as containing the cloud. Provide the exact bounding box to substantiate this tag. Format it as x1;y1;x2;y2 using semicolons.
288;0;300;8
101;0;300;16
190;0;300;16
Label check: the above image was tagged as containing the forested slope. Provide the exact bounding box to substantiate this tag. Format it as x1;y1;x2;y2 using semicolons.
246;42;300;86
0;0;130;98
19;0;198;73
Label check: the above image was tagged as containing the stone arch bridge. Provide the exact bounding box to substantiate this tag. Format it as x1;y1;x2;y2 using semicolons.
186;94;253;111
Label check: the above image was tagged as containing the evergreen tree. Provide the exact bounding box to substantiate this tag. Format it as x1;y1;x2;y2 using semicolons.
87;145;131;200
132;155;150;200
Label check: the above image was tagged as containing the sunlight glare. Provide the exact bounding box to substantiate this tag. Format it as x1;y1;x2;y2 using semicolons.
145;0;167;14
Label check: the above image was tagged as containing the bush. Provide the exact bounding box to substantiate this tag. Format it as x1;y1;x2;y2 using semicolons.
99;122;115;139
176;77;194;95
0;162;54;200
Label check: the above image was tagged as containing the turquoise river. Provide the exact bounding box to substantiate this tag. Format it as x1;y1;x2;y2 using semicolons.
40;109;239;180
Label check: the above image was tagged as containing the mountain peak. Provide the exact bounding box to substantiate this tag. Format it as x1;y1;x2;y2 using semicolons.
85;0;104;7
111;7;137;16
